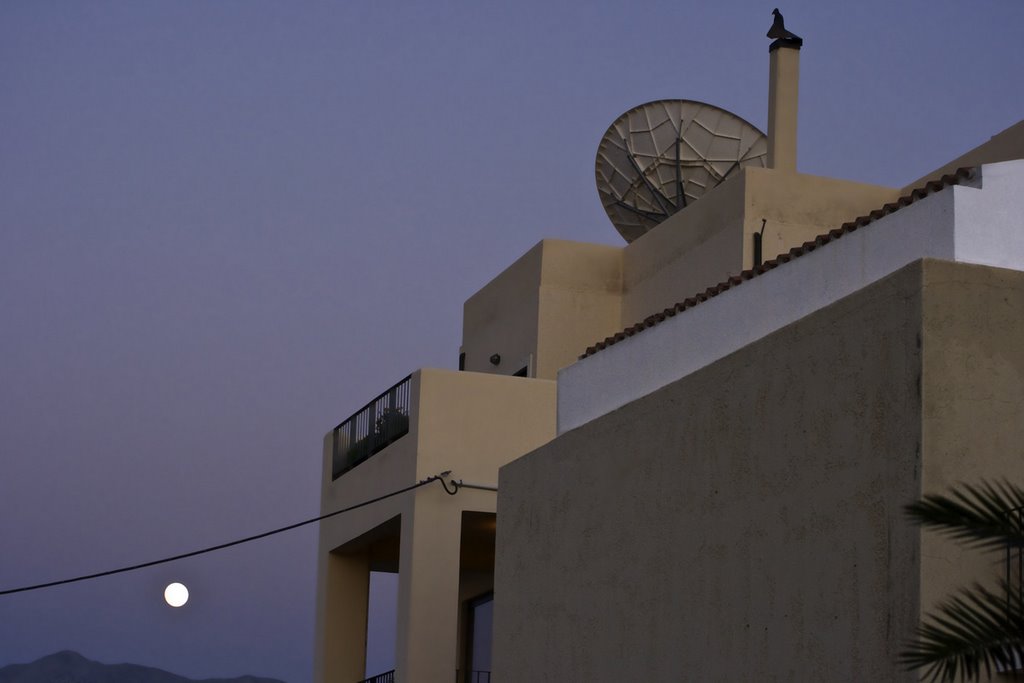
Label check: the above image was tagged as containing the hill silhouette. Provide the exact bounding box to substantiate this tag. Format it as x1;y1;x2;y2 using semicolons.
0;651;286;683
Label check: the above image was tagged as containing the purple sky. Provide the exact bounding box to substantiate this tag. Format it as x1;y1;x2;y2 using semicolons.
1;2;1022;681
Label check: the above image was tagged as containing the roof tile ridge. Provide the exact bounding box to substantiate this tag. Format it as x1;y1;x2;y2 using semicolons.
578;167;976;360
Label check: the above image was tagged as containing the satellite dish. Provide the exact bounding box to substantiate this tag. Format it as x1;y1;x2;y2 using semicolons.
596;99;768;243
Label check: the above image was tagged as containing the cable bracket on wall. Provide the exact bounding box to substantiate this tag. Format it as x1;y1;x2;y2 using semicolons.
438;471;499;495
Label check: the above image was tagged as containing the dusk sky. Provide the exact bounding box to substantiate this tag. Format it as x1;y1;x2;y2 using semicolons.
2;2;1023;681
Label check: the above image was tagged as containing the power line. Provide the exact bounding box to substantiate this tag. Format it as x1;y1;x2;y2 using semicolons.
0;471;453;597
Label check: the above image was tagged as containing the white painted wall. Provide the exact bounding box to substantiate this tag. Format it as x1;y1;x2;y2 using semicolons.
558;160;1024;434
954;161;1024;269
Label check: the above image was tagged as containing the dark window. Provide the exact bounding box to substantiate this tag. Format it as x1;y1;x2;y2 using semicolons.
464;592;493;682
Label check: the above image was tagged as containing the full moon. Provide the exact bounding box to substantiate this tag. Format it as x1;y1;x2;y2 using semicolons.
163;582;189;607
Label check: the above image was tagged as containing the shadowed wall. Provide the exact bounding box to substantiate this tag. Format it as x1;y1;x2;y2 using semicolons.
495;259;1024;682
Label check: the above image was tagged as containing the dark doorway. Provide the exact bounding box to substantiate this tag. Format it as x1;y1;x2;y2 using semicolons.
464;592;493;682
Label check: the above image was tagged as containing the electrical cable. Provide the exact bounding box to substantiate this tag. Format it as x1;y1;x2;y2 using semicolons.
0;471;454;597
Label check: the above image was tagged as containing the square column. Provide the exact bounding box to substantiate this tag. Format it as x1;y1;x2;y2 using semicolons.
395;489;463;683
767;42;800;172
314;550;370;683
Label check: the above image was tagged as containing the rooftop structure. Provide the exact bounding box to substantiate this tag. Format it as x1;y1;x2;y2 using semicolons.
314;11;1024;682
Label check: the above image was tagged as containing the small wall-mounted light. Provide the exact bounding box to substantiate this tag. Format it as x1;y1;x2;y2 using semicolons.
489;353;501;366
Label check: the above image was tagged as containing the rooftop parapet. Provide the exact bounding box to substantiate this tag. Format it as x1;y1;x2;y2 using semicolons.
558;160;1024;433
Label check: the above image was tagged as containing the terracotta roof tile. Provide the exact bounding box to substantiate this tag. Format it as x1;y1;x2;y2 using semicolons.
580;167;975;360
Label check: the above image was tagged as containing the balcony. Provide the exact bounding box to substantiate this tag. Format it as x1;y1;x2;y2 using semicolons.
318;368;557;683
357;672;394;683
331;374;411;480
356;670;490;683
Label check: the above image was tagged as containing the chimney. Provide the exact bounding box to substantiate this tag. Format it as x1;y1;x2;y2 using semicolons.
766;29;802;171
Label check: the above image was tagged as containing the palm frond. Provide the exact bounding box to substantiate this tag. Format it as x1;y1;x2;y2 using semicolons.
905;480;1024;551
900;581;1024;682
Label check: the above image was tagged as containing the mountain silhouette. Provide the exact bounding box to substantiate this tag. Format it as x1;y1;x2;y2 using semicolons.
0;651;286;683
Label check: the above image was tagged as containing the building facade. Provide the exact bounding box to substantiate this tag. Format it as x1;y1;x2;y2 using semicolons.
314;32;1024;683
495;160;1024;681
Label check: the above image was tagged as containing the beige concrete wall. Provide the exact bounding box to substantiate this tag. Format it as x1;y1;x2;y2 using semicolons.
619;167;898;326
315;549;370;683
462;244;543;377
495;259;1024;681
905;119;1024;192
395;370;556;683
919;261;1024;625
742;167;898;266
620;169;747;325
394;486;462;683
315;369;556;683
462;240;622;378
495;261;930;682
535;241;622;378
416;368;557;483
461;172;894;374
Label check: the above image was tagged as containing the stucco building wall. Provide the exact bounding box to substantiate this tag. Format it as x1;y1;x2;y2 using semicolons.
495;259;1024;682
461;240;622;379
561;161;1024;435
314;369;555;683
919;261;1024;617
619;167;897;325
460;170;898;380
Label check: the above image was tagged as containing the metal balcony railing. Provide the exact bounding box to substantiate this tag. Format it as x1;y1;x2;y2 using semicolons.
332;375;412;480
356;667;490;682
357;671;394;683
